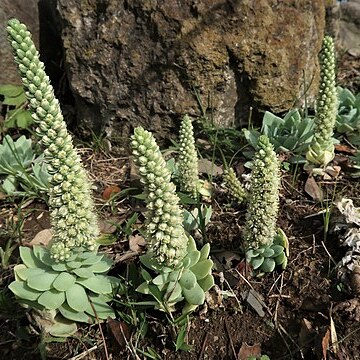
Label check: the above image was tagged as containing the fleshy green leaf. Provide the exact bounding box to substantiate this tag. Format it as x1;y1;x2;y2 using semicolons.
52;272;76;292
27;272;58;291
87;294;115;319
251;257;264;270
183;283;205;305
76;275;112;294
166;282;182;303
37;289;66;309
187;250;201;267
153;273;169;286
199;243;210;261
198;274;214;292
59;303;92;323
81;254;103;265
51;263;67;271
190;259;213;280
72;267;94;278
48;315;77;337
179;269;197;290
14;266;45;281
9;281;42;301
274;251;286;266
262;247;275;258
19;247;46;269
66;283;91;312
86;256;112;273
260;258;276;273
66;261;83;269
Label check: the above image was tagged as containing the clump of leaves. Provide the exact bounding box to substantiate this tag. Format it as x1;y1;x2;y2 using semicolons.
244;109;314;163
9;245;122;336
137;236;214;315
0;135;49;198
0;84;33;129
246;229;289;273
335;86;360;145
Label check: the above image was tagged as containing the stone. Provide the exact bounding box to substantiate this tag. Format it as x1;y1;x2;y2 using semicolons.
339;0;360;57
0;0;39;85
53;0;325;146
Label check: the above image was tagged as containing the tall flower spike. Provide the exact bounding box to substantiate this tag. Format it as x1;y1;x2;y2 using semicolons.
244;135;280;249
7;19;98;260
131;127;187;267
306;35;337;167
178;115;199;198
223;167;247;204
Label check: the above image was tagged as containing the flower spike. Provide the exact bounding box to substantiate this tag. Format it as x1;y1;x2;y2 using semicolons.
131;127;187;267
178;115;199;198
7;18;98;260
306;35;337;168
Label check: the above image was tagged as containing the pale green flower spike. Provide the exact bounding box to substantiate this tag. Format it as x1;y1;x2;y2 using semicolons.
223;167;247;204
306;35;337;167
131;127;187;267
7;19;99;260
178;115;199;198
244;135;280;250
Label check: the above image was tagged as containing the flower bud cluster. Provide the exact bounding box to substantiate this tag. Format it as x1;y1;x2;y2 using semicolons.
178;115;199;198
223;167;247;204
7;19;98;260
306;36;337;167
131;127;187;267
243;135;280;249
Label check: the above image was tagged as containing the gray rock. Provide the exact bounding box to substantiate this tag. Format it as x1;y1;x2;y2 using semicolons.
339;0;360;56
53;0;325;146
0;0;39;85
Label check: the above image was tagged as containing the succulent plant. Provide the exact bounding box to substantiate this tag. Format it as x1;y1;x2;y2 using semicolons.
243;135;280;250
243;109;315;163
9;246;120;328
137;236;214;314
0;135;49;197
246;229;289;272
243;135;288;272
131;127;214;313
131;127;188;267
7;18;98;260
223;167;247;204
178;115;200;198
306;35;337;168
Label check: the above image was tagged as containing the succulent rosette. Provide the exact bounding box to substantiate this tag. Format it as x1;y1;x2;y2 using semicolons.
9;246;121;335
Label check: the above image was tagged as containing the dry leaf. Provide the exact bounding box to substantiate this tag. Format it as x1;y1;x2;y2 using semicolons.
305;176;323;201
335;144;356;154
241;289;266;317
98;219;118;234
102;185;121;200
321;327;331;360
129;234;146;252
330;315;339;355
107;318;131;349
28;229;52;247
198;158;223;176
238;342;261;360
325;165;341;178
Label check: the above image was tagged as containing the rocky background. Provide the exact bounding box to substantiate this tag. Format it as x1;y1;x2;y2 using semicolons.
1;1;359;150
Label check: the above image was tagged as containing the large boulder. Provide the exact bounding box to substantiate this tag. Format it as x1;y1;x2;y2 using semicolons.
54;0;325;145
0;0;39;85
